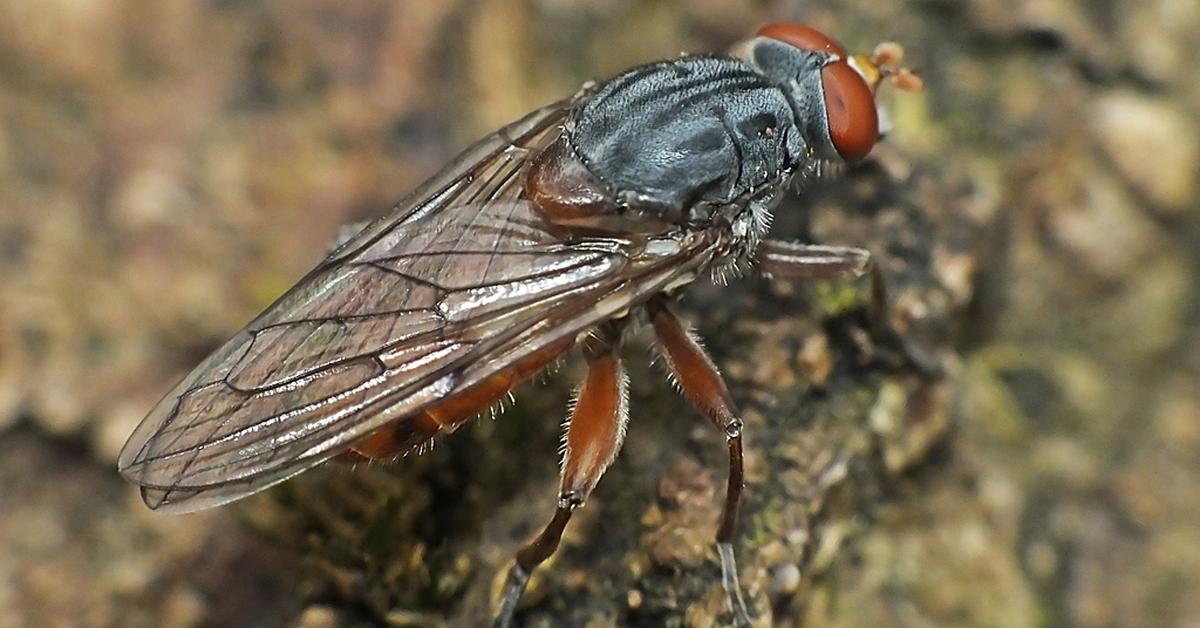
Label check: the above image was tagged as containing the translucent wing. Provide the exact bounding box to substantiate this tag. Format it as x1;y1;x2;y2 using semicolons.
118;99;722;512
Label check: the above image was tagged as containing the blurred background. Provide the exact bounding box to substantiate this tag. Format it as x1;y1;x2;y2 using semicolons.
2;0;1198;626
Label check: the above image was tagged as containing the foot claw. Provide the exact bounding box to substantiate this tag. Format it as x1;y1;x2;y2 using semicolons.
890;330;944;378
718;542;753;626
492;563;530;628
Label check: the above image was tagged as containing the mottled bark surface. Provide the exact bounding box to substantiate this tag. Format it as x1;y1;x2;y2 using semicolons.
2;1;1198;627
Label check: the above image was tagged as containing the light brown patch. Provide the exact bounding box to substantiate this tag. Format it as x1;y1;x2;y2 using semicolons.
560;353;624;496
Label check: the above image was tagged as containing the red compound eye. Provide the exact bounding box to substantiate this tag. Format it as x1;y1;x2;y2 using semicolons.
757;23;879;161
820;62;879;161
756;23;845;57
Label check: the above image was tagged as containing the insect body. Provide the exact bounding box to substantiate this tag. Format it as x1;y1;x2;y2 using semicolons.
118;24;921;626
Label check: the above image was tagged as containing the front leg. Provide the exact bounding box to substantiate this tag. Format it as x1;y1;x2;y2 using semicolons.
755;240;873;281
756;239;941;375
647;297;752;627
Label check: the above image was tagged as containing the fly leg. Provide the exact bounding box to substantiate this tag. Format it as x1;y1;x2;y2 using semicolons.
756;240;941;375
494;322;629;628
647;297;752;627
755;241;873;281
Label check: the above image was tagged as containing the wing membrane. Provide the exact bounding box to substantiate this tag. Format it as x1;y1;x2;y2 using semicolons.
119;98;721;512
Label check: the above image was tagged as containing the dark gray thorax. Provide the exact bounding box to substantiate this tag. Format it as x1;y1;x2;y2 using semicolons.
568;56;806;219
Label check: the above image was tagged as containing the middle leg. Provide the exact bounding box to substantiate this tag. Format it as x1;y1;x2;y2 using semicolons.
493;322;629;627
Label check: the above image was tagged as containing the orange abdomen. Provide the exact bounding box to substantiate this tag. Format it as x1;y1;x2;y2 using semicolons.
347;339;574;460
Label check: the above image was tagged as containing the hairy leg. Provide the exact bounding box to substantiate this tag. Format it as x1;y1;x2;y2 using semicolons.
648;297;752;627
493;323;629;627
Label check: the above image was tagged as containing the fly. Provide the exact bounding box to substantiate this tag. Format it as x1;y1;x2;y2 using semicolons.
118;24;923;627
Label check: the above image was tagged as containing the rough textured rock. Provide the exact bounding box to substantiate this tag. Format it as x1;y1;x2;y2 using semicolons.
1;0;1197;626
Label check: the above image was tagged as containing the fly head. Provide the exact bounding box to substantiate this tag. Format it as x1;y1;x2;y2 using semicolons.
740;24;910;164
